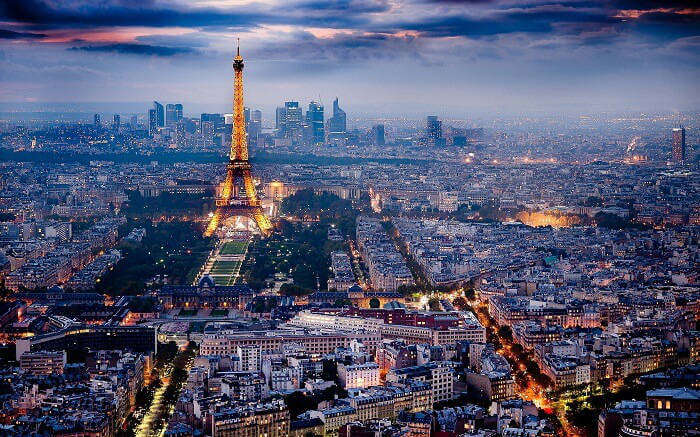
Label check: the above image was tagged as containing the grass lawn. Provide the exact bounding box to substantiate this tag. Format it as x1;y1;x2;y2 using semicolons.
220;241;247;255
210;308;229;317
178;308;197;317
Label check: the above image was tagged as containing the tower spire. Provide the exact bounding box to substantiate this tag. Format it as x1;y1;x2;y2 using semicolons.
236;37;240;57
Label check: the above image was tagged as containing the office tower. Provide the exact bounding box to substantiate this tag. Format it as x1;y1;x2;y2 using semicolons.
247;109;262;147
153;101;164;127
283;101;302;142
201;113;225;130
166;104;177;125
174;103;183;122
275;106;286;134
93;113;100;126
130;115;138;128
148;109;157;136
372;124;385;146
307;101;324;145
426;115;443;147
244;107;251;124
175;122;186;147
328;97;347;133
112;114;120;130
201;121;214;145
672;127;686;163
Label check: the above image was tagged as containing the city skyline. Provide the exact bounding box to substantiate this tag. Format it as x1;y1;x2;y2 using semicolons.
0;0;698;112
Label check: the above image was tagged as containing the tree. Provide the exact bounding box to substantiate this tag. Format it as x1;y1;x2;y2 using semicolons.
428;297;442;311
453;296;468;311
583;196;603;207
463;283;476;300
498;326;513;342
397;284;422;297
369;297;380;308
333;298;351;308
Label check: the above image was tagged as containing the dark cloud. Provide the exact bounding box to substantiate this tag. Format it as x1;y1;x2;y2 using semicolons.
396;15;553;37
69;43;197;57
294;0;390;13
0;0;375;30
254;31;421;62
0;28;46;39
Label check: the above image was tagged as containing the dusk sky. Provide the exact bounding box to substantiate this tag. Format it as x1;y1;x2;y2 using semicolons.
0;0;698;115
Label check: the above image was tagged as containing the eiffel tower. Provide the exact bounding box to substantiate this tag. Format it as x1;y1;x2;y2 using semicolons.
205;42;272;237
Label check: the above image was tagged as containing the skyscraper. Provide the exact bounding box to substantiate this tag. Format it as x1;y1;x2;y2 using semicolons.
166;104;177;125
328;97;346;133
247;109;262;147
275;106;286;135
153;101;165;127
672;127;686;163
93;113;100;127
307;101;324;145
113;114;120;130
130;115;138;128
426;115;443;147
148;109;157;136
283;101;303;142
372;124;385;146
174;103;183;122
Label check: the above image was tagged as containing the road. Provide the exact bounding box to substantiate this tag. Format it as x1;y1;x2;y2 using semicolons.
450;293;582;437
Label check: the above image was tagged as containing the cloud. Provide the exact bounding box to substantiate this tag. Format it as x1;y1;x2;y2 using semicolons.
254;30;422;63
0;28;46;39
0;0;378;31
69;43;197;56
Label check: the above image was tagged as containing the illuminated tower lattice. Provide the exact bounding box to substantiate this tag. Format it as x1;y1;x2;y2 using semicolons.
205;42;272;237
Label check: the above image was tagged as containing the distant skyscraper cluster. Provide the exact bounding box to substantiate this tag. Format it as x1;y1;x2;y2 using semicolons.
275;99;335;146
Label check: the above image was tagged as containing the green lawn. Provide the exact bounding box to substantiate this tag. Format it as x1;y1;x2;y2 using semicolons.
219;241;247;255
178;308;197;317
211;308;229;317
210;260;241;274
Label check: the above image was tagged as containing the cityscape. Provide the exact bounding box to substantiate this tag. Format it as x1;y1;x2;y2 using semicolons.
0;1;698;437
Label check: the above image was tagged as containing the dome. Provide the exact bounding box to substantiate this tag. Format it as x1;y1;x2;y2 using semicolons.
47;284;64;293
198;275;216;288
348;284;363;294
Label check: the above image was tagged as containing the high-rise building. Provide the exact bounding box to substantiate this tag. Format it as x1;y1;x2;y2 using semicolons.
328;97;347;133
153;101;165;127
130;115;138;128
282;101;303;142
426;115;443;147
672;127;686;163
174;103;183;122
307;101;324;145
148;109;157;136
372;124;385;146
201;121;214;146
252;110;262;124
112;114;120;130
165;104;177;125
175;122;186;147
247;109;262;147
93;113;100;127
275;106;286;134
201;113;224;130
